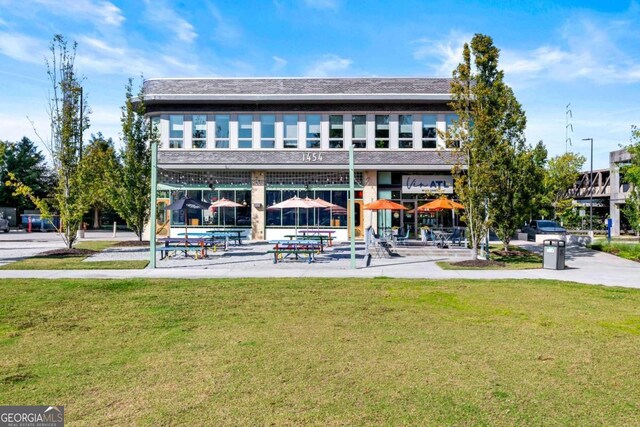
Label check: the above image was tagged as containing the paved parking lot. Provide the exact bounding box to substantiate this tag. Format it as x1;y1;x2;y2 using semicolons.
0;230;638;288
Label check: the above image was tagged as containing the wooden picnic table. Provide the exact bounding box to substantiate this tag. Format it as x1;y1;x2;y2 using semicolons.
206;229;245;245
268;239;322;264
283;234;330;252
159;236;219;259
298;229;336;246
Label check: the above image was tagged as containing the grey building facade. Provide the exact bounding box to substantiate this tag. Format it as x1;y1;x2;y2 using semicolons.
144;77;460;240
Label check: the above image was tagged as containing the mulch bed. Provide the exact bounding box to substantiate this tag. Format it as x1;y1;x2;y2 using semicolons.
112;241;150;247
38;248;97;257
450;259;506;268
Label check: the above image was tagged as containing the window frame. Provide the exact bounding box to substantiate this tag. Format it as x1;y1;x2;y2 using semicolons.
351;114;367;149
237;114;253;149
398;114;413;149
329;115;344;149
168;115;184;149
375;115;390;149
214;114;230;149
305;114;321;149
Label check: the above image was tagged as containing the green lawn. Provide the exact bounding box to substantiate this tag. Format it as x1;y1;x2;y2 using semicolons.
589;240;640;262
438;245;543;270
1;278;639;425
0;241;148;270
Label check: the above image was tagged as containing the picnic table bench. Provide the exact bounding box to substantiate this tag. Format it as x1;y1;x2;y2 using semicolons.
267;239;322;264
160;236;221;259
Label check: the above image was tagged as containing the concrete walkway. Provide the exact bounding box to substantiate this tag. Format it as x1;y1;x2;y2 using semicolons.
0;231;638;288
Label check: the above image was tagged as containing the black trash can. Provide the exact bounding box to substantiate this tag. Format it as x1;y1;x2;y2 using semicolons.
543;239;566;270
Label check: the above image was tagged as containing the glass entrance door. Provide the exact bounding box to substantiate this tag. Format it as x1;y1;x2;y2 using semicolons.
401;200;416;238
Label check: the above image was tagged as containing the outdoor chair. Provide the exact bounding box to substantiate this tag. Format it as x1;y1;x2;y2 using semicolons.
421;228;436;246
396;228;410;246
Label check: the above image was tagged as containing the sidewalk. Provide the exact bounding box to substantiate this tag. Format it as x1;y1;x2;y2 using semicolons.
0;238;638;288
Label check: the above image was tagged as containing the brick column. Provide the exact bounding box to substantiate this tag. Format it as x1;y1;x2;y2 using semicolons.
251;171;265;240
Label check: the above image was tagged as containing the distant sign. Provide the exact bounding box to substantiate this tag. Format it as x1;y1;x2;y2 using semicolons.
402;175;453;194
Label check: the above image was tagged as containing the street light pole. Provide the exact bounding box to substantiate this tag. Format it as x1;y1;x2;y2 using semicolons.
582;138;594;235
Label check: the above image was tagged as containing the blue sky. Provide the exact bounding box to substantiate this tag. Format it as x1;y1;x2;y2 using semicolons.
0;0;639;169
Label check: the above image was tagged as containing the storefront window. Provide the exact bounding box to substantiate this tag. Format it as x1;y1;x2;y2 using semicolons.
265;189;349;227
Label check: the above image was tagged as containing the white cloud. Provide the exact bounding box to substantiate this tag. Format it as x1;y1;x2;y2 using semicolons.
412;31;471;77
0;31;47;64
31;0;125;27
304;54;352;77
272;55;287;72
207;2;242;44
143;0;197;43
303;0;339;10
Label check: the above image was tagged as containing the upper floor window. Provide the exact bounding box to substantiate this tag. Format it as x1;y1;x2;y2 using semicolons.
260;115;275;149
215;115;229;148
422;114;437;149
375;115;389;149
352;115;366;149
169;115;183;149
398;115;413;149
446;113;460;148
305;114;320;149
329;115;343;149
284;115;298;149
192;115;207;149
238;115;253;149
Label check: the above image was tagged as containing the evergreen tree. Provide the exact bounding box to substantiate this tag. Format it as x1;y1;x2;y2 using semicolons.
0;137;53;212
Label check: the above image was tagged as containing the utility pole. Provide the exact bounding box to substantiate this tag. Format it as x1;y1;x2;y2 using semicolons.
79;87;84;161
582;138;594;236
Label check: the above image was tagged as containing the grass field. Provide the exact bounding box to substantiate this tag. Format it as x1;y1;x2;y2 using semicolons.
1;278;639;426
589;240;640;262
0;240;149;270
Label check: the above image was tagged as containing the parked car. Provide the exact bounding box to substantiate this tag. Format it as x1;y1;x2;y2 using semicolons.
0;218;9;233
523;220;566;241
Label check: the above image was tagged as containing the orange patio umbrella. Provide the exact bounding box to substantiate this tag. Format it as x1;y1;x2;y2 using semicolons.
417;197;464;212
364;199;408;211
417;197;464;229
364;199;408;232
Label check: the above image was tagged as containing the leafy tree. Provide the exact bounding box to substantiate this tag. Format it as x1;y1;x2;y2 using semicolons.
542;152;585;221
80;133;118;228
108;78;157;241
622;125;640;236
7;35;91;248
446;34;529;257
0;137;54;212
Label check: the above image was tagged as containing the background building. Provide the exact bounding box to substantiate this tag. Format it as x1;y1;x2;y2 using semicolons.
144;77;461;240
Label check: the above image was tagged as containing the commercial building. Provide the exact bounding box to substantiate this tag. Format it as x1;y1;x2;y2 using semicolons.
144;77;460;240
